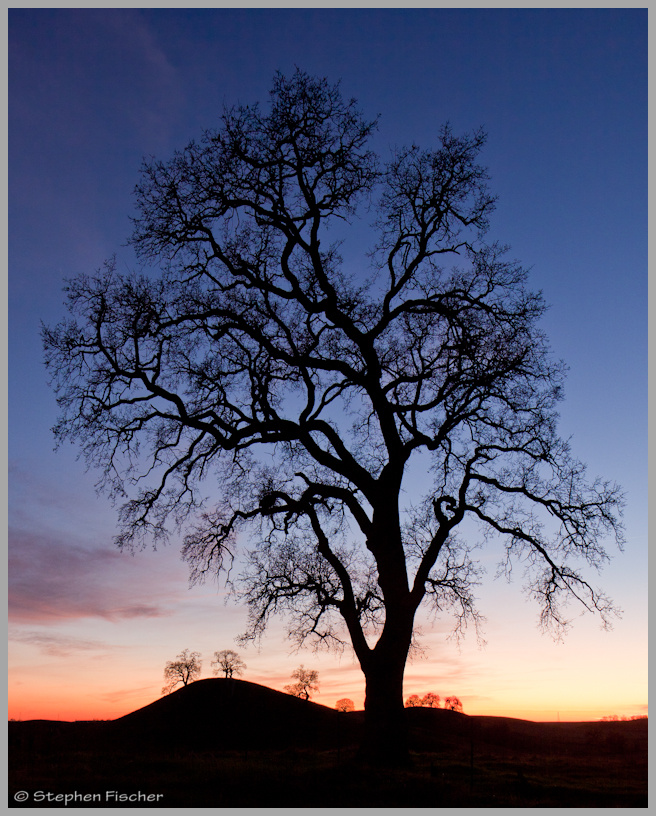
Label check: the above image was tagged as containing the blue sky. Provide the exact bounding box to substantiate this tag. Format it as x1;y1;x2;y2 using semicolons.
9;9;647;720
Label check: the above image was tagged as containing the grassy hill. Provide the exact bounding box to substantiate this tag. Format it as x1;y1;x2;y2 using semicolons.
9;679;647;807
113;677;362;749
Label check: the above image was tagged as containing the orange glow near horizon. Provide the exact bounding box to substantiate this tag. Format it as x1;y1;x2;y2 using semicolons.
7;683;648;725
8;560;647;727
8;664;648;725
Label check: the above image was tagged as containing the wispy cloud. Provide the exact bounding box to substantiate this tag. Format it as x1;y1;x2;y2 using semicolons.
89;9;184;147
96;685;160;705
9;527;175;624
10;9;183;150
9;630;117;657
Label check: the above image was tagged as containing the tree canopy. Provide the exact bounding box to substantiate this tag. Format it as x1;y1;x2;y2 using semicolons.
43;69;624;762
162;649;202;694
211;649;246;679
284;665;320;701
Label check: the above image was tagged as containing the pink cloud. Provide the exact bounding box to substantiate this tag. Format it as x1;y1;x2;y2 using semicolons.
96;685;160;705
8;630;118;657
9;527;174;624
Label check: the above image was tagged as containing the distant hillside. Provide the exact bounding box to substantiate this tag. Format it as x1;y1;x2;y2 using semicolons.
9;683;647;807
112;678;362;749
404;705;648;756
107;679;648;757
9;679;647;758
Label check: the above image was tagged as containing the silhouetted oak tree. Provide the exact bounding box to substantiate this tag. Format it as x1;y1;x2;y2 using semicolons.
212;649;246;679
162;649;201;694
336;698;355;712
406;692;442;708
43;70;624;765
284;665;319;701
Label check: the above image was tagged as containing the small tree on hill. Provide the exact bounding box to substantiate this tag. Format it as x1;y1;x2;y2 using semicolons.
284;666;319;700
336;698;355;712
162;649;201;694
422;692;441;708
212;649;246;679
405;694;422;708
444;696;463;712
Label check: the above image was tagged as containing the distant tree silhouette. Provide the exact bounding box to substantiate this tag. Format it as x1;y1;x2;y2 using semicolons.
43;69;624;765
211;649;246;679
444;696;463;712
600;714;634;721
405;692;441;708
162;649;201;694
336;698;355;712
284;666;319;701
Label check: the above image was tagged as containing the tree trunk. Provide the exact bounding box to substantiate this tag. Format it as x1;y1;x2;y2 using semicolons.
359;633;412;766
356;489;415;765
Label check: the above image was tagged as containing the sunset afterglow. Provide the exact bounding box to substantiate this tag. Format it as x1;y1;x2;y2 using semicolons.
9;9;646;729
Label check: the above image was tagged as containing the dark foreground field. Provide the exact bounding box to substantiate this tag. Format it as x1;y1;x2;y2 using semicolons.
9;679;648;808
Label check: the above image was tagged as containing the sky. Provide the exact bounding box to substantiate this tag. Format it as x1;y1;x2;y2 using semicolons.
8;8;647;723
